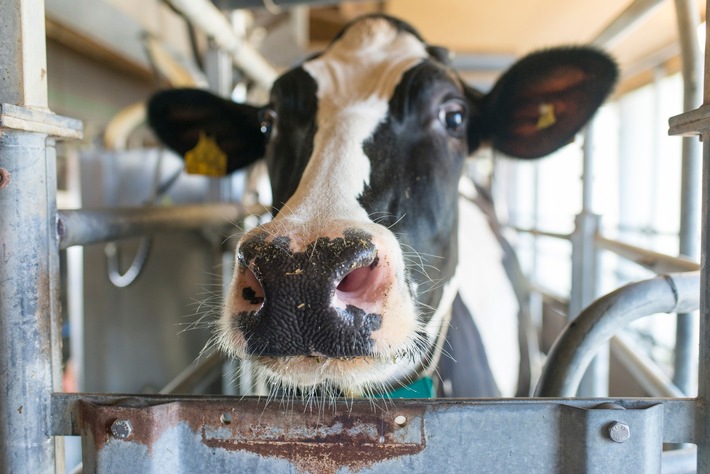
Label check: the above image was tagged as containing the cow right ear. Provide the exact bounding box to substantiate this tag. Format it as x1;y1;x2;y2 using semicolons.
147;88;267;174
478;47;617;159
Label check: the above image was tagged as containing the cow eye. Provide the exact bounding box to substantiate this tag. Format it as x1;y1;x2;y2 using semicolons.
259;108;277;137
438;100;466;137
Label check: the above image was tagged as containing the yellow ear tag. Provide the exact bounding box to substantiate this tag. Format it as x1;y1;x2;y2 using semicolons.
537;103;557;130
184;132;228;177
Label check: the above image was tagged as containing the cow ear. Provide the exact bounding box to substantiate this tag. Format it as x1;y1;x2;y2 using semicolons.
147;88;267;174
480;47;617;159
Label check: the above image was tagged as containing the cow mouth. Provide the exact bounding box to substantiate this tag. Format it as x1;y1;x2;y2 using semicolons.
252;351;424;394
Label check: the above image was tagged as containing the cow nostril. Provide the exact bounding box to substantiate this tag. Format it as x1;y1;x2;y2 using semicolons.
239;266;265;307
336;266;372;294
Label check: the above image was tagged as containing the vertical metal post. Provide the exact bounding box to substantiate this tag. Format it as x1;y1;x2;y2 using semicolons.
0;0;82;472
570;122;607;397
673;0;703;396
696;5;710;470
0;131;61;474
698;133;710;472
0;1;55;472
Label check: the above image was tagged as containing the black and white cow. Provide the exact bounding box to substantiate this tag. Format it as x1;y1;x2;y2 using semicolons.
148;15;617;399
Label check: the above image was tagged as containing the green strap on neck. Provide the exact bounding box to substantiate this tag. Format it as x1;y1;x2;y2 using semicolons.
371;376;435;399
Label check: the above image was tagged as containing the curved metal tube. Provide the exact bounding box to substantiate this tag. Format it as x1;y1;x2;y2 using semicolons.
104;237;152;288
535;272;700;397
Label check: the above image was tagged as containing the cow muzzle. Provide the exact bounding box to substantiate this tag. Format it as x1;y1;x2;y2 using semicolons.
222;221;418;361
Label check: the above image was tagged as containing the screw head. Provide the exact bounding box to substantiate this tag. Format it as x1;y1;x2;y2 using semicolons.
607;422;630;443
394;415;407;427
110;419;133;439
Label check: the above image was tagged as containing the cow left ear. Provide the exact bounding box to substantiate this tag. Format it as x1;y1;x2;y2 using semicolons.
147;88;267;175
477;47;618;159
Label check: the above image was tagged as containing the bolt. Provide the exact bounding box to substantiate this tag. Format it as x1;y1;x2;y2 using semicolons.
110;419;133;439
0;168;10;190
394;415;407;427
607;422;630;443
220;412;233;425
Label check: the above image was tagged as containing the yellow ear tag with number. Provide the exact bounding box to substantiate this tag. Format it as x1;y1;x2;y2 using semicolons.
184;132;228;177
536;103;557;130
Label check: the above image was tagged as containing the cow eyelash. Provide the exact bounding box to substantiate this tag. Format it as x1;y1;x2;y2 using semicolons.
259;108;277;137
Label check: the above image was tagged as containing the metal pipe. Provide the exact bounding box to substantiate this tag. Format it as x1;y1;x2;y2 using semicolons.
159;348;223;395
572;123;607;396
666;6;709;472
698;130;710;472
596;235;700;273
673;0;703;397
662;446;697;474
57;203;268;249
535;272;700;397
0;0;48;108
213;0;368;9
569;153;604;396
0;0;84;472
610;334;685;398
505;225;571;241
165;0;278;90
0;130;62;474
591;0;666;48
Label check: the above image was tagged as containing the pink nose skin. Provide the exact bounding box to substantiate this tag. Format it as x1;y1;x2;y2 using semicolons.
226;226;401;358
238;265;265;308
334;257;385;314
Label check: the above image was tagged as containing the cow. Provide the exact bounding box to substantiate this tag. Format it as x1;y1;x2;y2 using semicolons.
147;14;617;400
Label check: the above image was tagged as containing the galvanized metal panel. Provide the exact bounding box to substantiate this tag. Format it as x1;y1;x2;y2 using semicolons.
60;396;682;474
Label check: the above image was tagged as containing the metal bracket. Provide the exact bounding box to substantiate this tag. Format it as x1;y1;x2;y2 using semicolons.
0;103;83;138
668;104;710;137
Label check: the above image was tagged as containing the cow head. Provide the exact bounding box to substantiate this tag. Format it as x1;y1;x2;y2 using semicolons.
148;15;617;397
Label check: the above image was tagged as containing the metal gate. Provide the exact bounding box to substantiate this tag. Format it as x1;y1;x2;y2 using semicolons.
1;0;709;472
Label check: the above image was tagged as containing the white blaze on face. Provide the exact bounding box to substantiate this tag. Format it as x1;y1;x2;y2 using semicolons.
280;17;429;224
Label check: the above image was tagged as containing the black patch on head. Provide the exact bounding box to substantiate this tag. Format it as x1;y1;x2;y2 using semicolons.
235;229;382;357
265;67;319;214
359;61;467;318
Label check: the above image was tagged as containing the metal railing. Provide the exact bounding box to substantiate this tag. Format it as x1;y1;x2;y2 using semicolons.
1;0;709;472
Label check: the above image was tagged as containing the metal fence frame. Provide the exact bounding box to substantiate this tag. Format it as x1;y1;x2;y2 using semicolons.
1;0;710;472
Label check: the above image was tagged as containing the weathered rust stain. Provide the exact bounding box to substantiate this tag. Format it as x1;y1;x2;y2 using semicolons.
79;398;182;454
79;399;426;473
199;401;426;473
0;168;10;189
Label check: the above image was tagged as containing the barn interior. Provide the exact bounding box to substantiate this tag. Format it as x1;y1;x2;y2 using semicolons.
2;0;709;472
